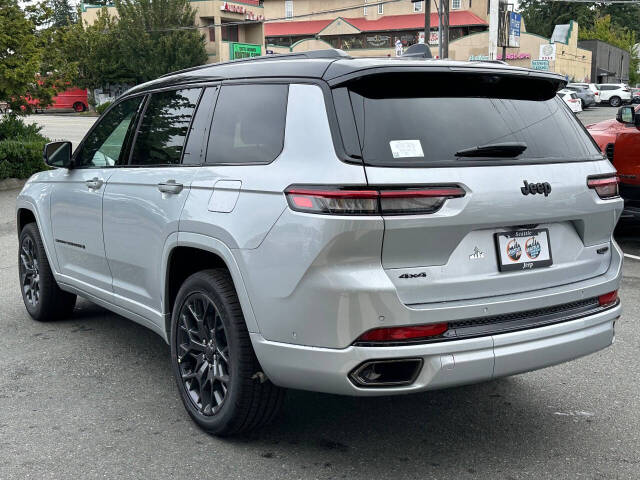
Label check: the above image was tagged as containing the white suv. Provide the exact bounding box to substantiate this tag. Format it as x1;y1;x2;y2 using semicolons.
16;51;623;435
596;83;631;106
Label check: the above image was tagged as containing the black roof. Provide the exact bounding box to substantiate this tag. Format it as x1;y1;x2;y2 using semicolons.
125;49;567;96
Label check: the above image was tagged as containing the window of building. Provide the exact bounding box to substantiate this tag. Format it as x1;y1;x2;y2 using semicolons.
378;2;383;14
206;84;288;165
130;89;201;166
222;24;238;42
414;1;423;12
285;0;293;18
452;0;461;9
209;27;215;42
363;0;368;15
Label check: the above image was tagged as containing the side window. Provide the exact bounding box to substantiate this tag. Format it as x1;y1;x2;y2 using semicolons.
182;87;218;165
130;88;201;166
206;84;288;165
75;96;143;168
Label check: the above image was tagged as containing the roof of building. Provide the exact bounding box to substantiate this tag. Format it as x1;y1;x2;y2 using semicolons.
124;49;565;98
265;11;488;37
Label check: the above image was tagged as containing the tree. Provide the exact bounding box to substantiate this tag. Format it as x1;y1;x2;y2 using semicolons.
113;0;207;84
0;0;42;110
49;0;75;27
518;0;595;38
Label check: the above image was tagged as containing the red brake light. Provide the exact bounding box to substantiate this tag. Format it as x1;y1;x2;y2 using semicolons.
285;186;465;215
357;323;449;342
587;175;619;199
598;290;618;307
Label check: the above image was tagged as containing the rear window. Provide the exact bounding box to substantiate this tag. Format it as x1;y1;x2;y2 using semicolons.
335;73;601;167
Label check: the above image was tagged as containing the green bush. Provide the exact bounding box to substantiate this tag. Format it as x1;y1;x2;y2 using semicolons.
95;101;112;115
0;115;49;181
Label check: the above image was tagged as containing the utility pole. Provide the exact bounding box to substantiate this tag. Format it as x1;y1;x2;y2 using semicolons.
437;0;443;58
424;0;431;50
442;0;449;58
488;0;499;59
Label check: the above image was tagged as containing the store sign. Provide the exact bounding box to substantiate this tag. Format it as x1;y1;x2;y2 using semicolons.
429;31;439;45
366;34;391;48
230;42;261;60
220;2;264;21
468;53;531;61
539;44;556;61
508;12;522;47
531;59;550;71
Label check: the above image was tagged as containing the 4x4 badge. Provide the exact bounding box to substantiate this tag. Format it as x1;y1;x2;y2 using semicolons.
398;272;427;279
521;180;552;197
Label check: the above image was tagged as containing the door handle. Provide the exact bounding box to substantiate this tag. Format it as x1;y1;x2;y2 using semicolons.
157;180;183;195
85;177;103;190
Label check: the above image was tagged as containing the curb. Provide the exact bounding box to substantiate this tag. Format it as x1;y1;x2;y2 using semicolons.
0;178;27;192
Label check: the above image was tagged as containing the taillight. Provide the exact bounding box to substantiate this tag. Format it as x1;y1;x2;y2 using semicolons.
587;175;619;199
285;186;465;215
598;290;618;307
357;323;448;342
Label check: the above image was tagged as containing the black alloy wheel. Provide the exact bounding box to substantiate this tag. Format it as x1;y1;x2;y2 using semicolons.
18;223;76;321
176;292;231;416
19;236;40;308
170;269;284;435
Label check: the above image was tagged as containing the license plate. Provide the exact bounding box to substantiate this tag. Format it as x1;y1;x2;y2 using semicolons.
494;228;553;272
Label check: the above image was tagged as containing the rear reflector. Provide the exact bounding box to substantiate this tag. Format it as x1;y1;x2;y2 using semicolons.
285;186;465;215
598;290;618;307
587;175;619;199
357;323;448;342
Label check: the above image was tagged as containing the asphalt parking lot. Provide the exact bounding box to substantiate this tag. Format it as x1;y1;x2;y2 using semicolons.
1;109;638;479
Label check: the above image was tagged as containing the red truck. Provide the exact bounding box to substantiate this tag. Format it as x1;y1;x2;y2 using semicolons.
586;105;640;221
27;87;88;112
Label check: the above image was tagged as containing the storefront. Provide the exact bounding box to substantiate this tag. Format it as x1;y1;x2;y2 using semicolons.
81;0;266;64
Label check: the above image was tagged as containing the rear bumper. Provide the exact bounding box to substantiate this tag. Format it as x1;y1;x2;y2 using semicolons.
252;302;620;396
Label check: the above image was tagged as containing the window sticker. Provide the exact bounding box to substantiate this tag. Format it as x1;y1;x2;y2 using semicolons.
389;140;424;159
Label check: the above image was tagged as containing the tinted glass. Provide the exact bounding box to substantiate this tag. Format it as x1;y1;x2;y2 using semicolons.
344;90;600;166
206;84;288;164
130;89;201;166
182;87;218;165
75;96;143;168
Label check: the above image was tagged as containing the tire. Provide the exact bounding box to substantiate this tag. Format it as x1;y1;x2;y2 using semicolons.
580;99;586;109
610;96;621;107
170;269;284;436
73;102;85;112
18;222;76;321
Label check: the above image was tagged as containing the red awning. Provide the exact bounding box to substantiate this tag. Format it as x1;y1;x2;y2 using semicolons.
264;11;488;37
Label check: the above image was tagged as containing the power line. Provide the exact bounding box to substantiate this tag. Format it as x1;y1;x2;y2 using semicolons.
547;0;640;3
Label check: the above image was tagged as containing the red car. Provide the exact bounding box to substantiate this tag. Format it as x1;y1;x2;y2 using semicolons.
27;87;88;112
587;106;640;221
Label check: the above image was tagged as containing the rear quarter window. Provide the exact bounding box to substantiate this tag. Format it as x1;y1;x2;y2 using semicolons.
206;84;288;165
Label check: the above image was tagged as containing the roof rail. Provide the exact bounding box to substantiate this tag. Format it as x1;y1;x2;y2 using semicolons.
160;49;351;78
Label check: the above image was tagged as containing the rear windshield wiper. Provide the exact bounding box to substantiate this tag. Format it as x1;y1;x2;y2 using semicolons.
455;142;527;158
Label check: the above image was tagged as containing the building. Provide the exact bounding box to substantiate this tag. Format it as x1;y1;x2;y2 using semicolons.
81;0;266;63
578;39;630;84
263;0;489;57
449;20;593;81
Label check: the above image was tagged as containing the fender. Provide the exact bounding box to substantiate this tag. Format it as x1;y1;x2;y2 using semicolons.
171;232;260;334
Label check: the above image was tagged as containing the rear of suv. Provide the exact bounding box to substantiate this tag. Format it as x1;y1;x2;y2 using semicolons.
17;51;623;436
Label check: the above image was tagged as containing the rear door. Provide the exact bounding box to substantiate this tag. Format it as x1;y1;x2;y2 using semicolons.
102;87;204;320
335;72;619;305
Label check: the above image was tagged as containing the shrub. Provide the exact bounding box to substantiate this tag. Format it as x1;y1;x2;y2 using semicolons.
96;101;112;115
0;114;49;181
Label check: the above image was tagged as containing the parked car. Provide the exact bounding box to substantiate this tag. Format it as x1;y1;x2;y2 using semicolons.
631;87;640;104
564;84;596;108
586;105;640;221
595;83;631;107
27;86;88;112
17;51;623;435
558;89;583;113
568;82;601;104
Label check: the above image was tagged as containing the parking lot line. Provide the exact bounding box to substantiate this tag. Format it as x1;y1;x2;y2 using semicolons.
624;253;640;261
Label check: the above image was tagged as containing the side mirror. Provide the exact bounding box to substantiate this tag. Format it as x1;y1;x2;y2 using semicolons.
616;106;640;126
43;141;73;168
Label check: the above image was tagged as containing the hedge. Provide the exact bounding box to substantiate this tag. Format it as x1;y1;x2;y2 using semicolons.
0;115;49;181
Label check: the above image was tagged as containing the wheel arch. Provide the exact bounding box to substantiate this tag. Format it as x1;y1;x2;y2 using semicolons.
163;232;259;339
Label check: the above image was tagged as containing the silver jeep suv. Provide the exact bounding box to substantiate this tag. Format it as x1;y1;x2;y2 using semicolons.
16;50;623;435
